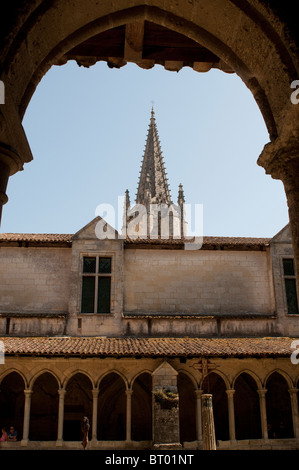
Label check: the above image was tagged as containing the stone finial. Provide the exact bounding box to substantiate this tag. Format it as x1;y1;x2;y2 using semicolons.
177;183;185;205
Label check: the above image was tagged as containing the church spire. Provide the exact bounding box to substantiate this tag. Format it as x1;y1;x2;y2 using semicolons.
136;108;172;206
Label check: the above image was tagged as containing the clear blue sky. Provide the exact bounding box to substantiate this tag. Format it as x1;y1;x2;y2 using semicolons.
1;61;289;237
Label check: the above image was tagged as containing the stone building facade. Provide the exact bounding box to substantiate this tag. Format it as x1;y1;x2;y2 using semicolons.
0;112;298;450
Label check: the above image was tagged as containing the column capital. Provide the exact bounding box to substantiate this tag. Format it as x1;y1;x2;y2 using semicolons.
194;389;203;398
257;105;299;180
258;140;299;180
288;387;298;395
257;388;267;397
24;388;33;397
226;389;235;398
0;142;24;175
58;388;66;397
126;388;133;397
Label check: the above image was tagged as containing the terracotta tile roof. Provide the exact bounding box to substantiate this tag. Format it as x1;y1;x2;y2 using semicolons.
0;233;271;249
125;236;271;246
0;336;295;358
0;233;72;243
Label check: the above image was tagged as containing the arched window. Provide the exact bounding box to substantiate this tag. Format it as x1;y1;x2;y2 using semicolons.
64;373;93;441
266;372;293;439
0;372;25;440
29;372;59;441
202;372;229;441
132;372;152;441
177;372;197;443
234;372;261;440
98;372;126;441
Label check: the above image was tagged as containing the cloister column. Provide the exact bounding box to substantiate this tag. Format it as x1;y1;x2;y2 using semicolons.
257;388;268;440
226;389;236;442
126;389;133;442
289;388;299;439
91;388;99;444
56;388;66;446
195;389;203;443
21;389;32;446
258;133;299;296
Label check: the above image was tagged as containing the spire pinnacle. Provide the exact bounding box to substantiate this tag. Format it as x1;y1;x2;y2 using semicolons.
136;109;172;206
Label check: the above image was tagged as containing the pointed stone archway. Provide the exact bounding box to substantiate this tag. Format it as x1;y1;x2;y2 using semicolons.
152;361;181;448
0;2;298;288
0;371;25;439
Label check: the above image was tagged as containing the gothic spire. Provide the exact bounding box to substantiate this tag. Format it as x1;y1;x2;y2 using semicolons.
136;108;172;206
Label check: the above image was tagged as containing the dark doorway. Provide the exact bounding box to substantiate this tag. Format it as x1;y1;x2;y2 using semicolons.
234;373;261;440
0;372;25;440
266;372;293;439
63;373;93;441
29;372;59;441
98;372;126;440
178;372;197;443
202;372;229;441
132;372;152;441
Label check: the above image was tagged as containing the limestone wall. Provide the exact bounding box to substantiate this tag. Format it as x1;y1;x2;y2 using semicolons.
0;247;71;314
124;249;275;315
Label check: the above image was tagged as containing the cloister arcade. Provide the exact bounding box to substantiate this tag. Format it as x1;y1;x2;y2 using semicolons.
0;360;298;449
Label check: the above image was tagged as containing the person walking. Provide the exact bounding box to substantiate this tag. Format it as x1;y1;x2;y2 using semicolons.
81;416;90;450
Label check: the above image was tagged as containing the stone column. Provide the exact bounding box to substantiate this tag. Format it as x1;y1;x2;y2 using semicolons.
21;389;32;446
126;389;133;442
152;361;181;449
56;388;66;446
201;394;216;450
289;388;299;438
258;138;299;295
257;388;268;440
91;388;99;444
226;389;236;442
195;389;203;443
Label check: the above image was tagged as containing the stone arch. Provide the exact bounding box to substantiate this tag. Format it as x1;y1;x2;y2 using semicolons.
97;371;126;441
63;372;93;441
232;369;263;390
1;2;299;276
29;368;61;390
0;371;25;439
2;2;297;137
29;371;59;441
62;368;95;390
131;371;152;441
97;368;129;390
233;371;262;440
177;368;198;389
264;368;294;389
266;371;294;439
202;372;229;441
177;371;197;444
200;368;230;390
0;368;27;388
130;368;153;388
